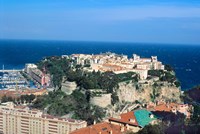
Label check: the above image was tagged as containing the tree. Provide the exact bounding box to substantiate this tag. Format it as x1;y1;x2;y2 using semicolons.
1;96;9;103
99;72;119;93
148;70;164;77
150;87;160;102
136;124;165;134
111;92;119;105
174;81;181;88
165;64;174;72
191;105;200;124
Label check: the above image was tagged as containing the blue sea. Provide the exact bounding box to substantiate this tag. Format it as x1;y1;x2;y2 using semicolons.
0;39;200;90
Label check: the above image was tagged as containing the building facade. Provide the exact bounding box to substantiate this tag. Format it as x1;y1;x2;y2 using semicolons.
0;102;87;134
25;64;51;87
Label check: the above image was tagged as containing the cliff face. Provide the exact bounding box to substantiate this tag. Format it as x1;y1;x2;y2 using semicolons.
117;80;181;103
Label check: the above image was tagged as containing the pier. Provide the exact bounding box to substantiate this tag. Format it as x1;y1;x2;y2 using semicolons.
0;69;22;72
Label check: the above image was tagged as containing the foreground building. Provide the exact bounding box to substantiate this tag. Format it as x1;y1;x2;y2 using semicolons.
109;109;157;133
70;109;157;134
70;122;125;134
0;102;87;134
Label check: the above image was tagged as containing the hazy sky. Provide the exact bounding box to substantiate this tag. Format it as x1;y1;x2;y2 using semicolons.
1;0;200;44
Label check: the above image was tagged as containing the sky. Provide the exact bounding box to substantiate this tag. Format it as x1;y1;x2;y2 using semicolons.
1;0;200;44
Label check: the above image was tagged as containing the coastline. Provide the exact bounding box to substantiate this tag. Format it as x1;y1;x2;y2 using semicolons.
0;40;200;90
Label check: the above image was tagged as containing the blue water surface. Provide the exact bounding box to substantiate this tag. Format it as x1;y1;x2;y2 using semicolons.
0;39;200;90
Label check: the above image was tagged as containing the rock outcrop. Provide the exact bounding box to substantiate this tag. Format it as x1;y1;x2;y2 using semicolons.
117;80;181;103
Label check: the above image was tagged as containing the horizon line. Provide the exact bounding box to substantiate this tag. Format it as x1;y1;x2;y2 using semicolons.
0;38;200;46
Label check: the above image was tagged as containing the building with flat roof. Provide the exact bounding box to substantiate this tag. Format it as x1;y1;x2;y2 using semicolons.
0;102;87;134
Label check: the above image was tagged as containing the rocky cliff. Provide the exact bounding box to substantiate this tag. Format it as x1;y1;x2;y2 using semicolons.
117;80;181;104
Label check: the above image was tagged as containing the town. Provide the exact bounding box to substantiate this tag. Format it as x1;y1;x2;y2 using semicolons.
0;53;196;134
70;52;165;79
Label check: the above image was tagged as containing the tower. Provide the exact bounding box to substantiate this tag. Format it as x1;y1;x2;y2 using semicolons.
151;56;157;62
133;54;140;61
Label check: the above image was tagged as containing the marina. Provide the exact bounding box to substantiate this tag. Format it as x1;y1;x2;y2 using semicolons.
0;66;35;90
0;71;27;89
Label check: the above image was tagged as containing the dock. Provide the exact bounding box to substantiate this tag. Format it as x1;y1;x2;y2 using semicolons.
0;69;22;72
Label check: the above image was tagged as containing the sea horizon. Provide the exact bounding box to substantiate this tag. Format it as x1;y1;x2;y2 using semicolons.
1;38;200;46
0;39;200;90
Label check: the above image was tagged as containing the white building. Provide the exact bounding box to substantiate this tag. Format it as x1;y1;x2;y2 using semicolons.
25;64;37;74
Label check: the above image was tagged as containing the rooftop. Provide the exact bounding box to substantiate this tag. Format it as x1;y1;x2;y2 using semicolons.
70;122;124;134
109;110;157;128
134;109;157;127
109;111;138;126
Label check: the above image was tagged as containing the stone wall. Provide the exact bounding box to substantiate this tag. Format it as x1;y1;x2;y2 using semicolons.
90;93;111;108
61;81;77;95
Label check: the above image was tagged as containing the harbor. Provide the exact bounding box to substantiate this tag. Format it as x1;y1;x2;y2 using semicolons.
0;71;27;89
0;66;36;90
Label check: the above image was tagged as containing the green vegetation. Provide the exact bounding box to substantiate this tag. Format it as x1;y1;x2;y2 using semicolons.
164;64;174;72
37;56;139;108
1;96;14;103
1;94;36;104
190;105;200;124
37;57;138;92
37;56;72;89
32;90;105;125
150;87;160;102
35;56;142;123
148;70;164;77
111;92;119;105
35;56;186;128
183;85;200;103
182;86;200;125
136;124;165;134
148;69;181;87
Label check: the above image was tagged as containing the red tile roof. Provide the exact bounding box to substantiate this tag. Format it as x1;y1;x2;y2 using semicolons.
109;111;138;126
154;103;178;112
0;89;47;99
70;122;124;134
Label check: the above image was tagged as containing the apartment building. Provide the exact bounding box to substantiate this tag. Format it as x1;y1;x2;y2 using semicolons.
71;109;157;134
25;64;51;87
70;122;125;134
0;102;87;134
